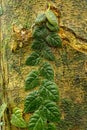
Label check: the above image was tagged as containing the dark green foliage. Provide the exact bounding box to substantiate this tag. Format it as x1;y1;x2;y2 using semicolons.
24;91;43;113
40;100;61;122
32;25;49;39
25;70;40;90
42;46;55;61
28;110;46;130
40;62;54;80
31;39;46;51
25;52;41;66
11;8;62;130
47;123;56;130
46;33;62;48
39;79;59;101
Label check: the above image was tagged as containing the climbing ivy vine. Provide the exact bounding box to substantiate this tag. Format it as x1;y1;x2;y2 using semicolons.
11;5;62;130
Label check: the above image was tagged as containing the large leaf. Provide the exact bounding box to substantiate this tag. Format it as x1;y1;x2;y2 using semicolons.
25;52;41;66
46;33;62;48
39;79;59;101
47;123;56;130
45;9;58;26
0;103;7;118
31;39;46;51
43;46;55;61
40;100;61;122
35;13;46;24
40;62;54;80
25;70;40;90
32;25;49;39
24;91;43;113
28;110;46;130
11;107;27;128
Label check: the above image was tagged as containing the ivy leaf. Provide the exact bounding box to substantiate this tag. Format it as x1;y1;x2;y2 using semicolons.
11;107;27;128
47;123;56;130
43;46;55;61
25;70;40;90
39;79;59;101
31;39;46;51
40;62;54;80
0;103;7;118
46;33;62;48
41;100;61;122
35;13;46;24
45;9;58;26
28;110;46;130
32;25;49;39
25;52;41;66
24;91;43;113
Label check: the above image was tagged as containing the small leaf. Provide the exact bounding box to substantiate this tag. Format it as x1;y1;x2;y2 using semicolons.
46;21;59;32
46;33;62;48
32;25;49;39
45;9;58;26
40;62;54;80
39;79;59;101
24;91;43;113
28;110;46;130
11;107;27;128
47;123;56;130
43;46;55;61
26;52;41;66
41;100;61;122
31;39;46;51
25;70;40;90
0;103;7;118
35;13;46;24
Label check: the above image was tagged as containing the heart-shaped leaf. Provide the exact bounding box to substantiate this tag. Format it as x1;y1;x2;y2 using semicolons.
40;62;54;80
46;33;62;48
32;25;49;39
25;70;40;90
39;79;59;101
24;91;42;113
45;10;58;26
42;46;55;61
28;110;46;130
40;100;61;122
31;39;46;51
11;107;27;128
26;52;41;66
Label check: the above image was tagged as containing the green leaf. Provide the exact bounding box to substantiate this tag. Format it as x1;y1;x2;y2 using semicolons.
45;9;58;26
41;100;61;122
35;13;46;24
24;91;43;113
47;123;56;130
32;25;49;39
46;33;62;48
43;46;55;61
25;70;40;90
40;62;54;80
0;122;4;126
28;110;46;130
25;52;41;66
39;79;59;101
31;39;46;51
0;103;7;118
46;21;59;32
11;107;27;128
